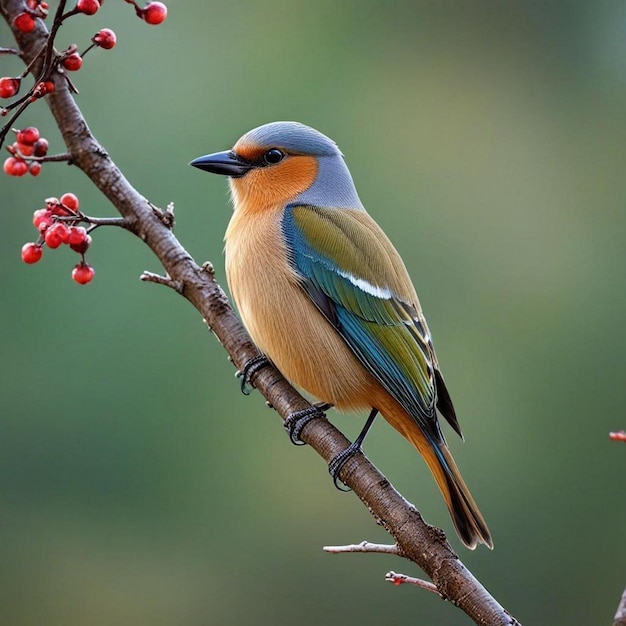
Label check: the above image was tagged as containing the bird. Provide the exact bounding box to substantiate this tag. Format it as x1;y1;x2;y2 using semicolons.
190;121;492;549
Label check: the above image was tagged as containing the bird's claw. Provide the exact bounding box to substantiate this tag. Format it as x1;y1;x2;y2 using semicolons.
237;355;271;395
284;402;331;446
328;442;362;491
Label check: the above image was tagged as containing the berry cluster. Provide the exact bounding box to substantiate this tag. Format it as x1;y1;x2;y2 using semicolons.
4;0;169;287
1;1;167;115
4;126;48;177
22;193;96;285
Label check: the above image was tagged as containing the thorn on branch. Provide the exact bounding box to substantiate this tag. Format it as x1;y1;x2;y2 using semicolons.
150;201;175;229
201;261;215;277
385;571;442;597
140;270;184;293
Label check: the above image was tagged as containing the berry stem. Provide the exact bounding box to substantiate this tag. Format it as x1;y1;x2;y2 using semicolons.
27;151;72;163
85;216;130;230
79;42;96;57
60;8;81;21
0;98;34;144
55;213;130;230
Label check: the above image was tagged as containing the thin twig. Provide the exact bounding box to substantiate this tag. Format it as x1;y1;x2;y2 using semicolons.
84;216;130;228
15;151;71;163
140;270;184;293
323;541;400;555
385;571;442;597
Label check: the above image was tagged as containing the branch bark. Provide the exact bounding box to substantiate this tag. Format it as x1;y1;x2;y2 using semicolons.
1;4;521;624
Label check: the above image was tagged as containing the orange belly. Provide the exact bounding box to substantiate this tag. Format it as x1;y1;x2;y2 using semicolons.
225;205;377;410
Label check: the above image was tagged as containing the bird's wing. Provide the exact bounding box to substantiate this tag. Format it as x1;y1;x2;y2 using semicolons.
283;204;461;441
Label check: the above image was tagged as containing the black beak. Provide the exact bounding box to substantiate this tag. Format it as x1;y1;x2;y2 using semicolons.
189;150;252;178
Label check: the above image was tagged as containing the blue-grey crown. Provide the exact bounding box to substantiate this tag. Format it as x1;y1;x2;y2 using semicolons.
242;121;342;157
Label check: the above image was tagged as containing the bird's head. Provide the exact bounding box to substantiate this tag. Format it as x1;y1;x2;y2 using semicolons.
191;121;363;213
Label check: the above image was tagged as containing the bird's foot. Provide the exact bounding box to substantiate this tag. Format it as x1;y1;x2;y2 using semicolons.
328;442;363;492
236;355;271;395
284;402;332;446
327;408;379;491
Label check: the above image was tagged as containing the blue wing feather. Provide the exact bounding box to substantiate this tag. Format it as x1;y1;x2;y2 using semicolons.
283;204;446;442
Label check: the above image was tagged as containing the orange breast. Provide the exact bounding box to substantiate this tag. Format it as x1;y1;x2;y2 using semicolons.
224;205;377;410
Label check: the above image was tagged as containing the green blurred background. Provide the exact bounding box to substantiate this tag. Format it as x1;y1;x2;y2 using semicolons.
1;2;625;624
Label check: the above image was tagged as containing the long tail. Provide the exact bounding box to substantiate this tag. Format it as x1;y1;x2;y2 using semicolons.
378;399;493;549
425;436;493;550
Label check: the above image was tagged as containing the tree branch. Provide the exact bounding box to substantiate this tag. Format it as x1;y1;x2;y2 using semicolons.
1;3;521;624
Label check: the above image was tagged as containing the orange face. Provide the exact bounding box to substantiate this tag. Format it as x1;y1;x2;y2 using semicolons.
229;140;318;215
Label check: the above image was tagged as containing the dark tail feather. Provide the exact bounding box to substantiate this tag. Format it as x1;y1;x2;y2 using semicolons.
436;442;493;550
378;399;492;549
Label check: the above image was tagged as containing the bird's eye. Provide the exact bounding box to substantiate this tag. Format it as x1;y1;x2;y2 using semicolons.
263;148;285;165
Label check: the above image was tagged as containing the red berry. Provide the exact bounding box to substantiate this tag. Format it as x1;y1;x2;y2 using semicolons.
13;160;28;176
17;126;40;145
68;225;87;245
32;80;54;99
29;162;42;177
45;222;70;248
60;192;79;212
25;0;47;11
3;157;27;176
21;242;43;264
13;12;35;33
0;77;20;99
76;0;100;15
70;233;92;254
72;262;95;284
33;208;53;230
45;198;72;217
68;226;92;253
33;138;49;157
56;223;71;243
16;142;34;157
142;2;167;25
92;28;116;49
44;225;63;249
62;53;83;72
